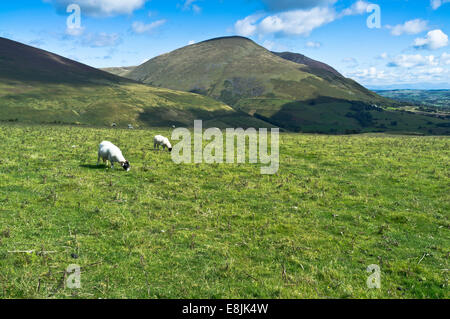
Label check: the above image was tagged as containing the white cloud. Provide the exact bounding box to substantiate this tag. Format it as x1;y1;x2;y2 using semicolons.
235;7;336;37
430;0;450;10
414;29;449;50
234;14;262;37
390;19;428;36
262;40;275;50
259;7;336;36
261;0;337;11
345;65;449;85
261;40;288;51
192;5;201;13
440;52;450;65
345;52;450;85
388;54;438;68
340;0;371;16
305;41;321;48
234;1;370;37
188;40;196;45
180;0;202;14
132;20;166;34
422;67;444;74
81;32;121;47
66;26;85;37
347;67;386;80
44;0;148;17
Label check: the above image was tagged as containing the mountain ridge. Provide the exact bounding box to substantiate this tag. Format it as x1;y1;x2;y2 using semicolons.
0;37;270;129
103;36;449;134
124;36;388;105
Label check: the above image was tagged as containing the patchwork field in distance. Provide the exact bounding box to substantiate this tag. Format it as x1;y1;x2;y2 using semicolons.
0;124;448;298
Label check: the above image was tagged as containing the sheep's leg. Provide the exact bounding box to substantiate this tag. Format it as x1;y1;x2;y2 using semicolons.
108;155;114;169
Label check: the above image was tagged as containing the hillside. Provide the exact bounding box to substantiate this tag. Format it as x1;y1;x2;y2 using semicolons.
102;66;137;78
121;36;449;134
126;37;385;105
272;51;342;77
0;37;268;128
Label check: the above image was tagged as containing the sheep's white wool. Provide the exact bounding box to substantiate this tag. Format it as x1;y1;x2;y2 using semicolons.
98;141;128;169
154;135;172;150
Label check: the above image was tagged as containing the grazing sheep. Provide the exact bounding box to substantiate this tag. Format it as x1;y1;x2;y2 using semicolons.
154;135;173;152
97;141;130;171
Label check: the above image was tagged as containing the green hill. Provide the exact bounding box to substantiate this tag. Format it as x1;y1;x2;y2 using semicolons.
126;36;385;104
0;37;269;129
120;36;449;134
101;66;137;78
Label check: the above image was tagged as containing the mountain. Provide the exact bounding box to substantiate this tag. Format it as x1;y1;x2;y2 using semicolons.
101;66;137;78
115;36;449;134
126;36;385;105
272;51;342;77
0;37;269;128
0;36;123;84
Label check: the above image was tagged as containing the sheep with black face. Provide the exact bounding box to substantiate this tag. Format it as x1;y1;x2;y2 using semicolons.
154;135;172;152
97;141;130;171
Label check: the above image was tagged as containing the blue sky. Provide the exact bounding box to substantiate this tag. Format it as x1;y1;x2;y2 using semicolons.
0;0;449;88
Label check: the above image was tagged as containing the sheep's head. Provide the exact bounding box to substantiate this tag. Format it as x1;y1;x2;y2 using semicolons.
168;147;173;152
121;161;130;171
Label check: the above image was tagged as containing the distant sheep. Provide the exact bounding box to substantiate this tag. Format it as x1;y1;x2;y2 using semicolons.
154;135;173;152
98;141;130;171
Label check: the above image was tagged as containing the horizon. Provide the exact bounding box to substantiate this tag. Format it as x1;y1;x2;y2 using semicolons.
0;1;449;89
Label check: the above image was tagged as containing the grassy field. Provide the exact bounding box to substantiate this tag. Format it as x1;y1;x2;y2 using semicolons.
376;90;450;111
0;123;448;299
0;80;273;129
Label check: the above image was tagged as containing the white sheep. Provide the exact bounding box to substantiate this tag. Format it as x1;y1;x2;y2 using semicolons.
154;135;173;152
97;141;130;171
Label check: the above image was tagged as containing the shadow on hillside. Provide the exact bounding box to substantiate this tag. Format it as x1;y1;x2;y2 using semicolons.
255;96;380;134
80;164;107;170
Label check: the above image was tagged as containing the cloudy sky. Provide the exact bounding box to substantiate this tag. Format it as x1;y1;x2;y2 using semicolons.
0;0;449;89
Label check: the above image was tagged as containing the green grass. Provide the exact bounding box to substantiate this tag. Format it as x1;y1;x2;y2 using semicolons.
236;98;450;135
0;123;448;298
0;80;271;129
